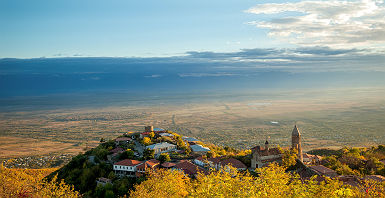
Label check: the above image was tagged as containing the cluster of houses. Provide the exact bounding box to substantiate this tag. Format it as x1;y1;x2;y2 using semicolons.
96;125;385;187
112;158;206;178
107;126;247;179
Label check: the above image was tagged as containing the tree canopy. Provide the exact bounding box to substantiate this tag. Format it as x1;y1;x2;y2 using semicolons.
129;163;385;198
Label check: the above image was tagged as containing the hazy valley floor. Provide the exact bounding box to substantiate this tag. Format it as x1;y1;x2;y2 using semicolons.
1;87;385;159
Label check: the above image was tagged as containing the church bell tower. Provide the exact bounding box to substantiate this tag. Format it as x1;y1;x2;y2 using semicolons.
292;125;303;162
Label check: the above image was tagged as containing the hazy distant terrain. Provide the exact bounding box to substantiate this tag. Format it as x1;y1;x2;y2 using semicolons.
1;57;385;159
1;87;385;159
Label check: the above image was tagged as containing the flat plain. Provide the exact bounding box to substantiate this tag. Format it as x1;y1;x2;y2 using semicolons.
1;87;385;159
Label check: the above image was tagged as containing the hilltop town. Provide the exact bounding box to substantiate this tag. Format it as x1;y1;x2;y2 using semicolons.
108;125;324;179
45;124;385;197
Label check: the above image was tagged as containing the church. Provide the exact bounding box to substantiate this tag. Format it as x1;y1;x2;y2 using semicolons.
251;125;303;169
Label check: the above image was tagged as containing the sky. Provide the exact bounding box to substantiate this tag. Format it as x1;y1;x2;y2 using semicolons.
0;0;385;59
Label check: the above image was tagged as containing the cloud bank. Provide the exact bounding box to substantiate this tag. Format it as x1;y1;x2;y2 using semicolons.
1;47;384;74
182;47;385;72
246;0;385;48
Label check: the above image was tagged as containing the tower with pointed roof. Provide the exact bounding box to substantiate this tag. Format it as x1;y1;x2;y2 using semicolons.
292;125;303;162
265;140;269;150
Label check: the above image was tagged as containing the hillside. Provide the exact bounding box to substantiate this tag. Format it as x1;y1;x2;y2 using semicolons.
46;128;251;197
38;127;385;197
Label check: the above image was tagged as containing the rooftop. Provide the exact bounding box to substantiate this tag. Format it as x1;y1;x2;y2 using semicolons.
174;160;208;176
114;159;143;166
146;142;176;150
252;146;282;156
190;144;211;152
220;158;247;169
182;137;200;142
292;125;300;136
137;159;160;169
161;162;176;168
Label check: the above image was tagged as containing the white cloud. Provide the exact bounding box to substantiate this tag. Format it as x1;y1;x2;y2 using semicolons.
178;73;239;77
145;74;162;78
246;0;385;48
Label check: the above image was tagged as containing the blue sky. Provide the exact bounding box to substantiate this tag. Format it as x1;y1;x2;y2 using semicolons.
1;0;384;58
0;0;272;58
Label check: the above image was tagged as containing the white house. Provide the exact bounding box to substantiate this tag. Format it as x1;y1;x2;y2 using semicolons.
146;142;177;155
113;159;143;177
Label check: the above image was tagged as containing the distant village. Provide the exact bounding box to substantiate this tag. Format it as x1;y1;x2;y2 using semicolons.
3;153;73;169
95;125;385;187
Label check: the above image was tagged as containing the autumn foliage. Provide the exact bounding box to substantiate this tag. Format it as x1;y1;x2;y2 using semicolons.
129;168;190;197
130;163;385;198
0;163;80;198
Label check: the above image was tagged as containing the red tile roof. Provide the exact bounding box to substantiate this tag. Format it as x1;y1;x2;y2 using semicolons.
175;161;208;176
114;159;143;166
146;159;160;167
252;146;282;156
161;162;176;168
137;159;160;170
220;158;247;169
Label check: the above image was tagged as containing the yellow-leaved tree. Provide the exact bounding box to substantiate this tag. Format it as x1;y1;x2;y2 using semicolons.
0;163;80;198
129;163;385;197
129;168;190;198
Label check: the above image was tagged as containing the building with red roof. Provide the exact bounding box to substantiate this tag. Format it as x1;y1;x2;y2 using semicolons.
302;153;322;164
173;160;208;177
136;159;160;176
115;137;132;145
200;156;247;171
113;159;143;177
220;158;247;171
161;162;177;168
